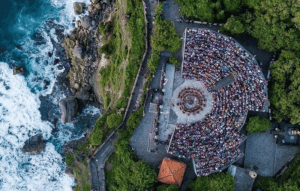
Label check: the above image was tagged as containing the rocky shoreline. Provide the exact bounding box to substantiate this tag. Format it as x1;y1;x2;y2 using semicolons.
58;0;115;124
59;0;115;180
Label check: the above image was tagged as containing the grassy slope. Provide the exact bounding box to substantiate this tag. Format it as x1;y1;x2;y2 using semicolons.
98;0;145;111
64;0;146;190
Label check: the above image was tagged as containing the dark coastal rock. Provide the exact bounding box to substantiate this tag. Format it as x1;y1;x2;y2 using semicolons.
54;58;60;65
63;136;87;155
65;166;74;177
72;45;83;59
80;15;92;29
48;52;53;57
13;66;26;75
59;97;78;124
75;89;91;100
43;79;51;89
73;2;86;15
21;134;46;155
57;65;64;70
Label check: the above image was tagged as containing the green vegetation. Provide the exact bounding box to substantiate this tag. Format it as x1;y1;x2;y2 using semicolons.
65;154;75;168
246;116;271;134
169;56;180;68
98;0;145;110
63;112;116;190
106;129;157;191
175;0;246;22
126;106;143;131
270;51;300;124
157;184;179;191
218;0;300;125
147;2;181;83
103;1;159;189
73;164;91;191
148;51;160;76
89;127;103;146
106;113;123;129
220;15;245;36
151;4;181;53
188;172;235;191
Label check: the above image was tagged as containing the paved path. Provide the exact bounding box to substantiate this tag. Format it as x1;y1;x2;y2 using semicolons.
89;0;154;190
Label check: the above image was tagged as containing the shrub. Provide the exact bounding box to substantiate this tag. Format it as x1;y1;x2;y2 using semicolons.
157;184;179;191
126;107;143;130
65;154;75;168
115;96;128;110
155;3;163;15
170;56;180;68
148;51;160;74
188;172;235;191
106;113;123;129
246;116;271;134
89;127;103;146
151;9;181;53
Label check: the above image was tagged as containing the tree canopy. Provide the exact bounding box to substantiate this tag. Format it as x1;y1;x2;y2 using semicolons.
220;15;245;36
188;172;235;191
246;116;272;134
106;113;123;129
270;51;300;124
175;0;246;22
221;0;300;52
151;4;181;53
105;130;157;191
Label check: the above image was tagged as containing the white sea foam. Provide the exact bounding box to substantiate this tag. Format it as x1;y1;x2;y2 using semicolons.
50;0;91;33
50;28;59;43
0;63;75;190
82;105;101;116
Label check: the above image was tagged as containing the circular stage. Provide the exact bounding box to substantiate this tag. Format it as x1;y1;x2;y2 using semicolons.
171;80;213;124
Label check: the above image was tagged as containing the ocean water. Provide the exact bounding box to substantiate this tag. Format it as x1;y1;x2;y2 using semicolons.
0;0;99;190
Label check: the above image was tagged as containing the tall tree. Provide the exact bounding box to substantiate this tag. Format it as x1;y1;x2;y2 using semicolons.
270;51;300;124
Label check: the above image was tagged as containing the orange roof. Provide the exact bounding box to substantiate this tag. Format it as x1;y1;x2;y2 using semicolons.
157;158;186;187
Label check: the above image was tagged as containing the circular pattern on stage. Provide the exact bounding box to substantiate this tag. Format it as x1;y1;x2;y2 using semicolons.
177;88;206;114
171;80;213;124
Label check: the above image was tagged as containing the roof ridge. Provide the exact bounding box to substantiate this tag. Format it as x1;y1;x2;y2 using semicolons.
165;159;183;186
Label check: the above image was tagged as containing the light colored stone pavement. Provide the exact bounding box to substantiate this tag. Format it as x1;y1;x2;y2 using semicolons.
171;80;213;124
244;131;300;176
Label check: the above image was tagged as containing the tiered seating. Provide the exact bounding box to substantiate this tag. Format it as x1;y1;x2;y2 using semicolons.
168;28;268;176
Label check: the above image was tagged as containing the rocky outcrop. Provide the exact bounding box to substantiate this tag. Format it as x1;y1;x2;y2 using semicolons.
65;166;74;177
59;97;78;124
80;15;92;29
61;0;114;105
63;136;87;154
72;44;83;59
13;66;26;75
73;2;86;15
75;83;92;101
21;134;46;155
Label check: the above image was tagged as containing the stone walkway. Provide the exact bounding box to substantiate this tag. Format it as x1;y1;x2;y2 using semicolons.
244;130;300;176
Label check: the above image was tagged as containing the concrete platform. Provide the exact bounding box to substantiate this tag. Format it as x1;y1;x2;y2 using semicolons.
244;131;300;176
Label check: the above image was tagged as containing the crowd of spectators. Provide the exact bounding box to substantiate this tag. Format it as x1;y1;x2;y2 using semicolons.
167;28;268;176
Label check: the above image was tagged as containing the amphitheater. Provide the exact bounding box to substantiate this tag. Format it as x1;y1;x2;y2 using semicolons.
165;28;269;176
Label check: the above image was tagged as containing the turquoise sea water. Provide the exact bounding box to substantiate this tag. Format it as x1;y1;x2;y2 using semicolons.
0;0;97;190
